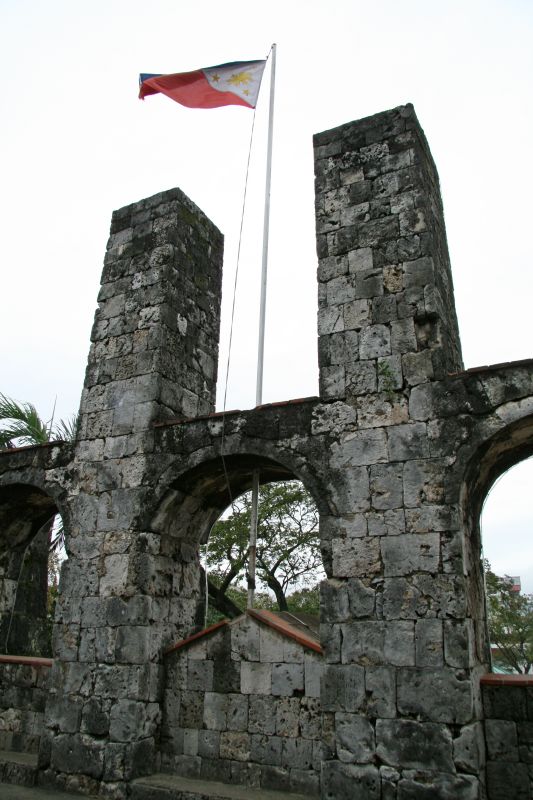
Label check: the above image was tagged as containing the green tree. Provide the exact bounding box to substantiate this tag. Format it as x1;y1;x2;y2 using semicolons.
485;561;533;674
206;481;323;618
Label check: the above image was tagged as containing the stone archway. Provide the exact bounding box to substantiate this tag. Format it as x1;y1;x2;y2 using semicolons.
150;451;330;645
459;412;533;660
150;452;327;794
0;482;59;656
458;412;533;798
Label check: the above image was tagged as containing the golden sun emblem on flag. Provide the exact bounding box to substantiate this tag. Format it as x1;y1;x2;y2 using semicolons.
203;61;265;106
227;70;254;88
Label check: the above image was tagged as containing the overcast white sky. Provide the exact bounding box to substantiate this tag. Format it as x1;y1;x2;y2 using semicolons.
1;0;532;586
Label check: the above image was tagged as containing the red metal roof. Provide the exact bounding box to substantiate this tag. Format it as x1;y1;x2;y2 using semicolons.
247;608;322;654
163;619;229;656
481;673;533;686
164;609;323;657
0;654;53;668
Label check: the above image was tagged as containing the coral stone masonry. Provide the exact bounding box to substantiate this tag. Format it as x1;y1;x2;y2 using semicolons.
2;105;533;799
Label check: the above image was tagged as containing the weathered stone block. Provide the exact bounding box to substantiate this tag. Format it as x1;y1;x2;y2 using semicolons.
46;693;83;734
219;731;250;761
359;325;391;360
203;692;227;731
240;663;271;695
517;720;533;763
397;668;473;724
331;429;387;467
332;536;381;578
275;697;300;737
365;667;396;719
341;621;386;665
248;695;276;735
321;664;365;712
376;718;453;772
259;626;285;663
250;733;282;765
329;466;370;514
271;663;304;697
260;764;290;792
178;692;203;729
183;728;198;756
381;532;440;577
51;733;105;779
453;722;486;774
398;770;479;799
486;762;530;800
485;719;519;762
483;685;528;721
186;660;213;692
415;619;443;667
115;626;150;664
367;508;405;536
299;696;321;739
197;729;220;759
281;737;313;770
289;768;320;797
81;697;110;736
320;365;346;399
109;699;158;742
344;298;371;331
322;762;380;800
304;658;322;698
387;422;429;461
444;620;475;668
370;463;404;510
226;693;248;731
335;713;375;763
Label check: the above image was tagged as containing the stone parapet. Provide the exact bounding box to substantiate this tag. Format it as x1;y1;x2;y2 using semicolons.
482;675;533;799
0;656;52;754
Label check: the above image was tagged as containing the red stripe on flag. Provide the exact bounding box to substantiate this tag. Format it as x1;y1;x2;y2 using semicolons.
139;69;254;109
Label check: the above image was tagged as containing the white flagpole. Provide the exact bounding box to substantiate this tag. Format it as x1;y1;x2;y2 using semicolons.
247;43;276;610
255;43;276;406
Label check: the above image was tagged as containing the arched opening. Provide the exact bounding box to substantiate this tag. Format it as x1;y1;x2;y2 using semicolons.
204;479;324;626
151;453;329;642
0;483;67;656
154;453;326;794
462;414;533;674
481;457;533;673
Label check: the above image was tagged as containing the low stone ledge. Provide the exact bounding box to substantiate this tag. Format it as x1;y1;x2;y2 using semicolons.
153;396;321;429
0;441;66;457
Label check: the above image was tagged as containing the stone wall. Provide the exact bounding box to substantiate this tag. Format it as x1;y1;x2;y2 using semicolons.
482;676;533;800
0;655;52;753
161;615;323;795
1;105;533;798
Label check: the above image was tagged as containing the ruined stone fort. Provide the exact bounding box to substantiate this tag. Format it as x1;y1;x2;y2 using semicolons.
1;105;532;799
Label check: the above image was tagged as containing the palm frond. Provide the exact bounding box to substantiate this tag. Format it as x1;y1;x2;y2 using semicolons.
0;393;50;447
49;516;65;553
53;413;79;442
0;393;78;449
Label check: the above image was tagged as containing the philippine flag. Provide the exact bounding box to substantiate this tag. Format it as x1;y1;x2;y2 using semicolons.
139;60;266;109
